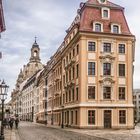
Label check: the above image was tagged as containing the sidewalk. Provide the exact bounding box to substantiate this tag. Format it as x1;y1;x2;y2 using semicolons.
4;128;20;140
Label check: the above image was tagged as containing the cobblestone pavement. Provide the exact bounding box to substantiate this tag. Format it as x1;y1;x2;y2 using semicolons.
67;125;140;140
18;122;107;140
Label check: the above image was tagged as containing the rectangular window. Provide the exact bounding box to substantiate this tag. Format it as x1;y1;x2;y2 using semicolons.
76;44;79;55
119;44;125;54
73;48;75;57
72;88;74;101
72;66;75;79
76;87;79;101
88;110;95;125
69;69;71;81
88;42;96;51
103;10;108;18
103;63;111;76
88;86;95;99
103;43;111;52
119;110;126;124
69;90;71;102
88;62;95;76
71;111;73;124
119;64;125;76
119;87;125;100
76;64;79;78
66;92;68;103
103;87;111;99
75;110;78;125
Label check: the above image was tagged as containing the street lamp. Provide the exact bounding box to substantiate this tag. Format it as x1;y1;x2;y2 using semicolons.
61;105;64;128
0;80;9;140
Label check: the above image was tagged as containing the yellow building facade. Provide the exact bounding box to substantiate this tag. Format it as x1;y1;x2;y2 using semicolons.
46;0;135;129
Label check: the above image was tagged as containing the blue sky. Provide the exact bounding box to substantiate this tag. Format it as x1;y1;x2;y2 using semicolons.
0;0;140;101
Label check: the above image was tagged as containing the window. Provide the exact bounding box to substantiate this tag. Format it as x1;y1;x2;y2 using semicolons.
72;88;74;101
88;86;95;99
103;43;111;52
76;64;79;78
76;87;79;101
76;44;79;55
69;69;71;81
88;62;95;76
119;64;125;76
119;110;126;124
103;87;111;99
71;111;73;124
72;66;75;79
69;90;71;102
119;87;125;100
73;48;75;57
103;10;108;18
95;23;101;32
88;42;96;51
75;110;78;125
113;25;119;33
88;110;95;125
103;63;111;76
119;44;125;54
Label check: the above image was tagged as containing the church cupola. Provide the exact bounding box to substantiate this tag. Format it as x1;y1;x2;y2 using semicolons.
30;37;41;62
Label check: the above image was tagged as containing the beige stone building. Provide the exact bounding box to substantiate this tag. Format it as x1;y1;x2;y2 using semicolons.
46;0;135;129
11;0;135;129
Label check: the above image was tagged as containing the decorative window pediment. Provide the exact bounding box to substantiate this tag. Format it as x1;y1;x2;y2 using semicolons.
99;55;115;63
99;78;115;86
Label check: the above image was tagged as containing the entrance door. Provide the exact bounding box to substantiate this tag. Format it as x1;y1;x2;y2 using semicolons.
104;110;112;128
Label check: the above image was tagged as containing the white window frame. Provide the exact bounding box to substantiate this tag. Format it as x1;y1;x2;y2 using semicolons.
102;7;110;19
111;23;121;34
93;22;103;32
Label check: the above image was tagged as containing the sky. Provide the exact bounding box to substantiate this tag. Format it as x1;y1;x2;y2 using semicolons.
0;0;140;101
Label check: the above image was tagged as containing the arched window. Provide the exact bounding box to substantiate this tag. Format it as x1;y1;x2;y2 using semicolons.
95;23;101;32
33;51;37;57
111;24;121;34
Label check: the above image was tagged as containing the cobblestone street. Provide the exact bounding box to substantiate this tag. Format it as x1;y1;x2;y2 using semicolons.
17;122;106;140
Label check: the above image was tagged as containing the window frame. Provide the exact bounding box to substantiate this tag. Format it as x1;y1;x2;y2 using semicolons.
103;43;111;53
103;86;111;100
119;64;125;77
111;24;121;34
88;110;95;125
119;87;126;100
118;44;125;54
88;41;96;51
93;22;103;32
88;86;96;99
88;62;96;76
102;7;110;19
119;110;126;124
103;63;111;76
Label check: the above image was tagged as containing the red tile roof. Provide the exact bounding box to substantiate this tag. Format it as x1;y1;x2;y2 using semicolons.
87;0;123;9
79;0;132;35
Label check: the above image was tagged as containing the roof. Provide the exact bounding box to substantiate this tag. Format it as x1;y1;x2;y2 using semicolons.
86;0;123;9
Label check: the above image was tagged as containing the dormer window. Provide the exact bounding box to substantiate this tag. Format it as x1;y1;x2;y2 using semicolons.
102;8;110;19
111;24;121;34
93;22;103;32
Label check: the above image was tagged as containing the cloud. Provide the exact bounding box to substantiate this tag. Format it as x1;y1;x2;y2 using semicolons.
0;0;140;102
